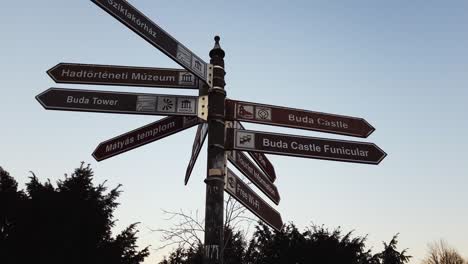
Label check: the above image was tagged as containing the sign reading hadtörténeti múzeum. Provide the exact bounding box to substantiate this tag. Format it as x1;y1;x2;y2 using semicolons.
48;63;198;89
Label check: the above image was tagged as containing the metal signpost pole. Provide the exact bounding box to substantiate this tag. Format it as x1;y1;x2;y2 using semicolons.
204;36;226;264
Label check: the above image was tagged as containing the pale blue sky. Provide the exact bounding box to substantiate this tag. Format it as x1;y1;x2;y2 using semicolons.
1;1;467;263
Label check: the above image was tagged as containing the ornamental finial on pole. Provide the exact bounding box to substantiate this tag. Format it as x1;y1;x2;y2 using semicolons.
210;35;225;59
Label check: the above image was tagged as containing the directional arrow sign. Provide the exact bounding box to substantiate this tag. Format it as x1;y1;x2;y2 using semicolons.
230;121;276;182
92;0;212;86
225;169;283;232
227;150;280;205
226;129;386;165
93;116;200;161
185;123;208;185
226;99;375;138
36;88;207;119
48;63;199;89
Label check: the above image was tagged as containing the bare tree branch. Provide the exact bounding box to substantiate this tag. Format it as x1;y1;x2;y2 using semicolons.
149;194;256;254
422;240;465;264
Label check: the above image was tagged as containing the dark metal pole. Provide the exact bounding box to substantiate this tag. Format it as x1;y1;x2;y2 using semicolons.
204;36;226;264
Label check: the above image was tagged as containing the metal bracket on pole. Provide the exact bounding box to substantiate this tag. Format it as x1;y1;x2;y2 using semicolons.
206;64;214;88
198;95;209;121
208;168;223;176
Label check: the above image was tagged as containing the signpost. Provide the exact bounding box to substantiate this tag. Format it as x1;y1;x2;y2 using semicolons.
36;88;208;119
48;63;199;89
227;150;280;205
38;3;389;263
230;121;276;182
225;169;283;232
226;129;386;165
93;116;200;161
185;123;208;185
226;99;375;138
91;0;212;87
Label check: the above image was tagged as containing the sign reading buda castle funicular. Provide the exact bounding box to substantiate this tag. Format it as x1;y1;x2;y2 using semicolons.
37;0;386;262
226;129;386;165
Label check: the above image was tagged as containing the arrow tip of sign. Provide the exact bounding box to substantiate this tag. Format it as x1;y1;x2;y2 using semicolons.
184;169;191;186
272;219;284;233
46;64;62;82
35;89;51;109
363;118;376;138
91;151;103;162
372;143;387;164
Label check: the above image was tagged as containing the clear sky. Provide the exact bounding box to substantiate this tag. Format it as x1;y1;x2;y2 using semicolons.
1;0;467;263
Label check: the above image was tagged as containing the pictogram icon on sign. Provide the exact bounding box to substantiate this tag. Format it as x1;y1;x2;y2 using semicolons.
256;107;271;120
236;131;255;149
237;105;254;119
158;97;175;112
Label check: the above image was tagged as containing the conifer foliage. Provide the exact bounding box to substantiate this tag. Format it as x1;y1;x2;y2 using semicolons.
0;163;148;264
159;222;411;264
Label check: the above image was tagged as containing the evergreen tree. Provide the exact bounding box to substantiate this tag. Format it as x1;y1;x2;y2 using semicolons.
0;163;149;264
0;166;27;262
374;234;411;264
245;222;377;264
159;220;413;264
223;226;247;264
